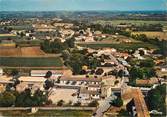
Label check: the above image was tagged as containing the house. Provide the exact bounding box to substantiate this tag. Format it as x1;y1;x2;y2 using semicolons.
117;58;130;67
78;86;101;104
161;65;167;72
0;68;3;76
30;70;63;78
101;86;112;98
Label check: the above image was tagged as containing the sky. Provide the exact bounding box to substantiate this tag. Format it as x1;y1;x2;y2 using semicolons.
0;0;166;11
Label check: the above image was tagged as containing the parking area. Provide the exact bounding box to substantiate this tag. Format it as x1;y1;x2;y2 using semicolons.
48;88;78;104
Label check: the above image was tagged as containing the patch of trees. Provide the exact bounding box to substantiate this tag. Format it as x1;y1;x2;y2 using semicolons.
133;24;163;31
128;58;156;86
40;37;75;53
0;89;49;107
146;84;166;114
131;34;167;56
110;97;123;107
63;49;101;74
88;100;99;107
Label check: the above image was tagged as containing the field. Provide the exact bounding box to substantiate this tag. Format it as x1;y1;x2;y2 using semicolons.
0;110;92;117
1;25;33;30
15;40;43;47
132;31;167;40
0;33;16;37
78;42;157;51
0;33;18;40
93;20;167;26
21;47;46;56
0;57;63;67
0;47;46;57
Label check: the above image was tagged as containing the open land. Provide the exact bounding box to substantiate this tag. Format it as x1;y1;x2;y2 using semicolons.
0;110;92;117
0;47;46;57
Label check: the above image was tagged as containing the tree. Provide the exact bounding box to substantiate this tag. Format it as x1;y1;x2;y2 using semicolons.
147;84;166;113
64;37;75;48
140;59;155;68
88;100;99;107
15;88;48;107
139;50;145;56
95;68;104;75
73;102;81;106
0;91;16;107
118;69;124;78
112;97;123;107
114;80;119;85
57;100;64;106
10;69;19;76
45;71;52;78
44;79;54;90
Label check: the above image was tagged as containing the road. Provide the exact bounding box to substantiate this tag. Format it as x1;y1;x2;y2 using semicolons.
94;95;116;117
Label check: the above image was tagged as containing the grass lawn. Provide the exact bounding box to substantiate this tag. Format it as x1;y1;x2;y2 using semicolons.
78;42;158;51
0;110;92;117
0;57;63;67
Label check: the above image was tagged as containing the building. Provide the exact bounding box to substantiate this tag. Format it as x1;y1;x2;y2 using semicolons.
161;65;167;72
79;86;100;99
19;76;46;83
0;68;3;76
59;76;102;86
30;70;63;78
101;86;112;98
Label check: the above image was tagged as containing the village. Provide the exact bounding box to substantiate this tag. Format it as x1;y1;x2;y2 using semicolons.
0;14;167;117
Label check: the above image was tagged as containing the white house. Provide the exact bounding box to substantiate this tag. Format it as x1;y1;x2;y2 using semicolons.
0;68;3;76
161;65;167;72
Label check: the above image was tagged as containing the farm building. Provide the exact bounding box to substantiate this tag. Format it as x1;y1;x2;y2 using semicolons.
30;70;64;77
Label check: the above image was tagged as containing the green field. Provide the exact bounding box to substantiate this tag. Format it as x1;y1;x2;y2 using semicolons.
15;40;43;47
0;57;63;67
94;20;167;26
0;35;18;40
0;110;92;117
78;42;158;51
2;25;33;30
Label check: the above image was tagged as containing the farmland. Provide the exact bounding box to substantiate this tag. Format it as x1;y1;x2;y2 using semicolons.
0;33;16;37
0;47;46;57
15;40;43;47
0;33;18;40
132;31;167;40
0;57;63;67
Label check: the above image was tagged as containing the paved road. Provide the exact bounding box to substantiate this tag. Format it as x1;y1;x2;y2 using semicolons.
94;95;116;117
